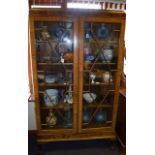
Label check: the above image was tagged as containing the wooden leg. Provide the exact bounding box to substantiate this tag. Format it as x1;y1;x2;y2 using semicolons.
111;138;116;150
37;143;43;155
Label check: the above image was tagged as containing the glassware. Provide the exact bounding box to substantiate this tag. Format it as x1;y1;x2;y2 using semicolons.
90;72;96;84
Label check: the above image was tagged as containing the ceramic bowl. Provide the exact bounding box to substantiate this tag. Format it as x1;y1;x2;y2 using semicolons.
44;89;59;106
38;74;45;80
66;22;72;29
100;46;114;62
83;93;97;104
45;75;58;84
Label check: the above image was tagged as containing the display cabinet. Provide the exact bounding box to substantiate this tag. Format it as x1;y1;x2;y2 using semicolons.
29;9;125;143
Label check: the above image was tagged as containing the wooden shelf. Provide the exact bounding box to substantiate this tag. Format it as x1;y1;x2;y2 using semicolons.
36;40;72;44
82;121;112;128
35;27;73;31
84;103;112;108
41;103;73;110
38;62;73;66
39;83;73;87
84;62;116;65
41;124;72;129
84;82;115;86
84;28;120;32
82;90;115;93
84;40;119;45
84;69;117;72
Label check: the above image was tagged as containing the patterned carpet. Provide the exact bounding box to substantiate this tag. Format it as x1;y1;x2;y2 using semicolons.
28;139;120;155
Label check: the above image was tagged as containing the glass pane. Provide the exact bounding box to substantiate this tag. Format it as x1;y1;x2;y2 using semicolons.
34;21;74;130
82;22;120;129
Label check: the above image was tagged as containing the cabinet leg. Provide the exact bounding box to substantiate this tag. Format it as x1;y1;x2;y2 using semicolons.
37;143;43;155
111;139;116;150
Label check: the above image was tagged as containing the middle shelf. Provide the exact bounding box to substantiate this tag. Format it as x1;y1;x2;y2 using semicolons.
40;102;113;110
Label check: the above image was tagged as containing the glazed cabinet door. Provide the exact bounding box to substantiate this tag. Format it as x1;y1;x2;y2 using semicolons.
30;17;78;134
78;17;125;133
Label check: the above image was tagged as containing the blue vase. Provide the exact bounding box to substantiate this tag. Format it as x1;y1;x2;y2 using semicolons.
97;24;109;40
83;111;90;124
95;111;107;123
63;111;73;128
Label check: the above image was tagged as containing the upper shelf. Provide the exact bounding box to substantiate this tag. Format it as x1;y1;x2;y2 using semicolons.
38;62;73;66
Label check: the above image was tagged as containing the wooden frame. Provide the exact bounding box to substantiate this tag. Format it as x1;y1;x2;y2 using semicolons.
29;9;126;142
30;16;79;134
78;17;125;133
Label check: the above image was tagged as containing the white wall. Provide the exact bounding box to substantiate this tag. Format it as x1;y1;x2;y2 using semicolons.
28;101;37;130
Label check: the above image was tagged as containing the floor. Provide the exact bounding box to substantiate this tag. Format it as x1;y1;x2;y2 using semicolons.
28;139;120;155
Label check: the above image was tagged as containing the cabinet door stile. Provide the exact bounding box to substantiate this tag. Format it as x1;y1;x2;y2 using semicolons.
78;18;85;133
112;20;126;129
73;18;79;133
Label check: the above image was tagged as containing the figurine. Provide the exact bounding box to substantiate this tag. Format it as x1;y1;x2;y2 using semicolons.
90;72;96;84
41;26;50;40
46;111;57;128
64;85;73;104
102;71;113;83
60;53;64;63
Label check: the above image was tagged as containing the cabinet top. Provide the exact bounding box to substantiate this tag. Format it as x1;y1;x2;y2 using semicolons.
29;9;126;18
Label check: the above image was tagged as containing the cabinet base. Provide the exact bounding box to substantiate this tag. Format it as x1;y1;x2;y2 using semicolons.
37;131;116;143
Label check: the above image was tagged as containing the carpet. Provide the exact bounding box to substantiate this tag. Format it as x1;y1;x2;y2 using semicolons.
29;139;120;155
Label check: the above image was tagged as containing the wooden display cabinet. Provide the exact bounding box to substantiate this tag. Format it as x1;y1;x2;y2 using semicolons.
29;8;125;144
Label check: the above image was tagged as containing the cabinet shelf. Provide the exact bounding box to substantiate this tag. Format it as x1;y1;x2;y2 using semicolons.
39;83;73;87
83;90;115;93
84;103;112;108
41;124;72;129
36;40;72;44
84;69;117;72
35;27;72;31
38;63;73;66
84;28;120;32
82;121;112;128
84;62;116;65
84;82;114;86
85;40;118;44
40;103;112;110
41;103;73;110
